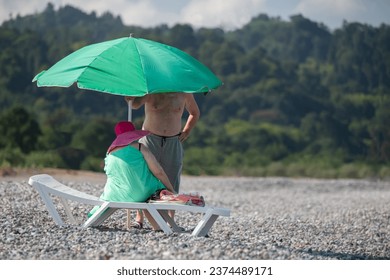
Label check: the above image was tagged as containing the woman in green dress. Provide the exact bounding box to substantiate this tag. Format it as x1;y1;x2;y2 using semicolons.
89;121;176;230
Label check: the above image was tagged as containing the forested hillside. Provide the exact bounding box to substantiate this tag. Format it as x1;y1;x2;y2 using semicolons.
1;3;389;178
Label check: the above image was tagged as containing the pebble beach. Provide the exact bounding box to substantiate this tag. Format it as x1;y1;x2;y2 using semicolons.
1;169;390;260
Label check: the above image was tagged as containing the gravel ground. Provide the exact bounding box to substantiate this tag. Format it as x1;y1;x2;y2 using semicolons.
1;170;390;260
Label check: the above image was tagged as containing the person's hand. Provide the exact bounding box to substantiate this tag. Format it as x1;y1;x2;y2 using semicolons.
179;131;190;142
124;96;135;102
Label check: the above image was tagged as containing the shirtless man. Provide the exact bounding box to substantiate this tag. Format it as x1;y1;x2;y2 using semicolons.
125;93;200;228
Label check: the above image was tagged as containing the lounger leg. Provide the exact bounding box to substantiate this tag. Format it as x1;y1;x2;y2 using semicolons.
192;209;219;237
146;206;173;234
91;208;117;226
35;187;65;226
158;210;182;232
59;197;78;225
83;202;112;228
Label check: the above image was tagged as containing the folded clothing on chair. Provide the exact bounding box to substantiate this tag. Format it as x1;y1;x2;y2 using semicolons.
148;189;205;207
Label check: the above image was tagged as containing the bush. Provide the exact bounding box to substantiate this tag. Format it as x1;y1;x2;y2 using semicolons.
183;147;222;175
24;151;66;168
338;163;360;178
57;147;86;169
338;163;377;179
0;148;25;167
265;161;287;177
80;156;104;172
379;166;390;180
285;162;307;178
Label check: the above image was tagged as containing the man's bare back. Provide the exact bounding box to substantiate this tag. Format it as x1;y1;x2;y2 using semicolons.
143;93;186;136
128;93;200;141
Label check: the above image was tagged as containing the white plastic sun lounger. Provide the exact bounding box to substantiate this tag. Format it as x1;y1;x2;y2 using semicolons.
28;174;230;237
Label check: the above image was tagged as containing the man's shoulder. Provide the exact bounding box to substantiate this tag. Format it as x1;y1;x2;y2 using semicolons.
149;92;184;98
147;93;186;103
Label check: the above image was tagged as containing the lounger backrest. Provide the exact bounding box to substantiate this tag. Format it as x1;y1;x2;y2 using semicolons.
29;174;102;206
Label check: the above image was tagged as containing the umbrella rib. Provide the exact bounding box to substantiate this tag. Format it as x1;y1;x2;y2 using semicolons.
131;39;149;95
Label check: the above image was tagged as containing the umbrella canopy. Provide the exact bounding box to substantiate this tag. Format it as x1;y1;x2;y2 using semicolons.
33;36;222;97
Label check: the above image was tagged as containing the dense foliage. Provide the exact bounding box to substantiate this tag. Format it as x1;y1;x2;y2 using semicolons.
1;3;389;178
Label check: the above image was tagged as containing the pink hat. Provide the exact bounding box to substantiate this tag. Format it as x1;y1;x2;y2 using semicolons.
107;121;150;153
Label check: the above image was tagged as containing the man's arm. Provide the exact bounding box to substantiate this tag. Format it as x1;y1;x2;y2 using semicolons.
179;94;200;142
124;96;149;109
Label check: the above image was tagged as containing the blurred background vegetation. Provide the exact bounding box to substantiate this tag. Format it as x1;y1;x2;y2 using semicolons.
0;3;389;179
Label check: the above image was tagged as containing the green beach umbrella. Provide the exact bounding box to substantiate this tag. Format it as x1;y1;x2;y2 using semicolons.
33;36;222;120
33;36;222;97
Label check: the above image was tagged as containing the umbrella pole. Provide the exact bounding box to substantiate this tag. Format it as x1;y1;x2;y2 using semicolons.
126;98;133;228
127;99;133;121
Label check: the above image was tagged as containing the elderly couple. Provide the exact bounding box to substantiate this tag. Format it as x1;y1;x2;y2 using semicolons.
89;93;200;231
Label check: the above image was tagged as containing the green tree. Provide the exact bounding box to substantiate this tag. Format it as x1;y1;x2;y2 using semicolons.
70;117;114;158
0;106;41;153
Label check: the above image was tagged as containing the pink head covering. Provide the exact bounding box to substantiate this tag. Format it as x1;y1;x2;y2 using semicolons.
107;121;150;153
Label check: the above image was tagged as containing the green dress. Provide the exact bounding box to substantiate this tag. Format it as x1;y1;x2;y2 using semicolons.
88;145;165;217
